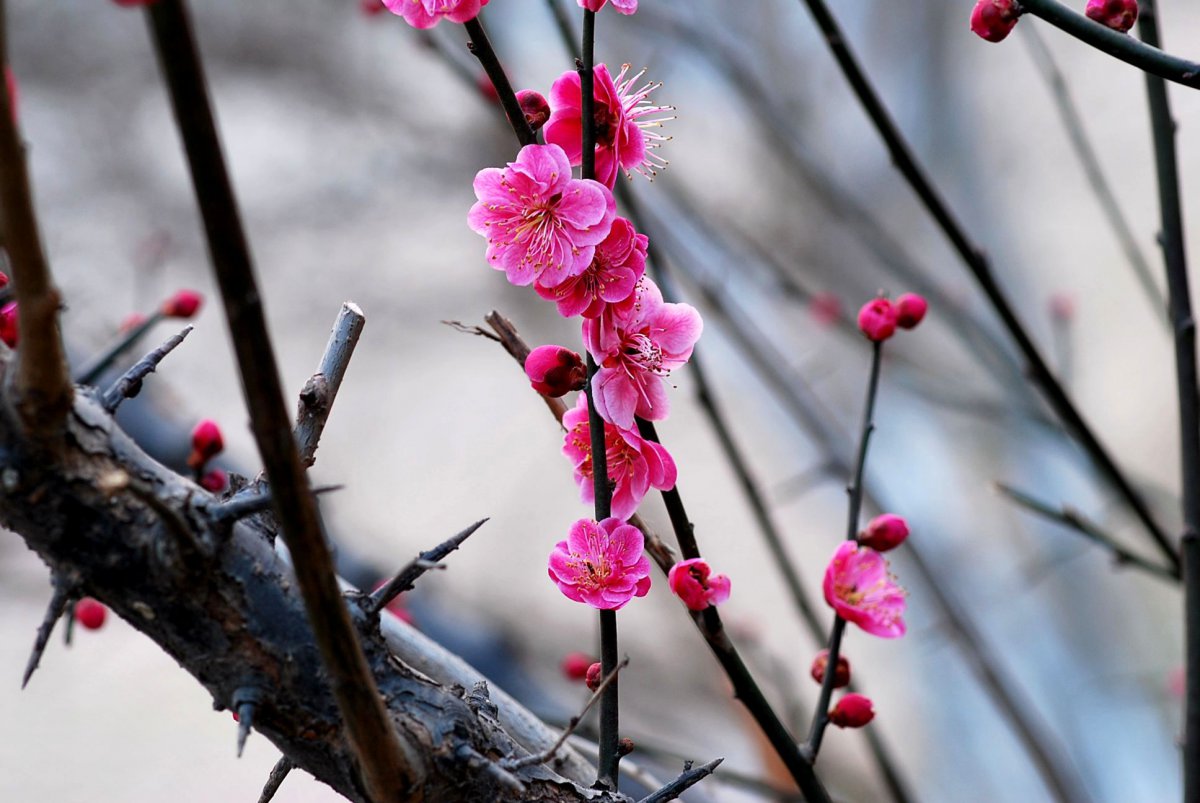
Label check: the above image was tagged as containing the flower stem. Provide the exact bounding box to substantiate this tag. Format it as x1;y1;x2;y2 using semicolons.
847;340;882;541
462;17;535;147
803;615;846;760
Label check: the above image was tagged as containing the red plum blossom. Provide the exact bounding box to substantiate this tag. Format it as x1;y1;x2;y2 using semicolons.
383;0;488;28
525;345;586;398
188;419;224;470
75;598;108;630
548;517;652;610
469;143;616;288
0;302;17;349
970;0;1020;42
562;393;677;520
1086;0;1138;32
516;90;551;131
535;216;647;318
857;297;898;342
823;541;906;638
667;558;731;611
544;63;671;188
162;289;203;319
584;278;702;429
895;293;927;330
828;693;875;728
859;513;909;552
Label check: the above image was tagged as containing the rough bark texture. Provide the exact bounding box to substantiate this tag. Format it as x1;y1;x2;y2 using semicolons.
0;350;617;803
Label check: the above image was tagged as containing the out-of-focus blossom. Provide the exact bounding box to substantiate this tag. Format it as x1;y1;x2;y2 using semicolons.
382;0;488;28
828;693;875;728
857;297;897;342
162;289;203;319
76;598;108;630
188;419;224;470
894;293;927;330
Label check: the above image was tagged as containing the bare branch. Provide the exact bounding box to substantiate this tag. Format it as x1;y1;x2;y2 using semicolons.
101;326;192;412
369;518;488;615
257;757;294;803
295;302;365;469
636;758;724;803
75;312;165;385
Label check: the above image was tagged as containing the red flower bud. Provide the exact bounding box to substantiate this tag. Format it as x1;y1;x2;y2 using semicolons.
894;293;927;330
360;0;387;15
76;597;108;630
516;90;551;132
810;649;851;688
162;289;203;319
525;345;587;398
828;693;875;728
0;302;18;348
561;651;595;681
585;662;603;691
857;298;897;342
1086;0;1137;32
860;513;909;552
199;468;229;493
188;419;224;469
970;0;1020;42
617;738;635;757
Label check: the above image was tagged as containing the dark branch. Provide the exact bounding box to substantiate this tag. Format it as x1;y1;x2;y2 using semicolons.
75;312;165;386
462;17;536;147
295;302;365;469
636;758;724;803
257;757;294;803
101;326;192;412
368;518;489;615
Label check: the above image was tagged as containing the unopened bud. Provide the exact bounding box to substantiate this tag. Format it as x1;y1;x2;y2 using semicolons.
828;693;874;728
188;419;224;470
0;302;18;348
970;0;1020;42
516;90;551;131
810;649;851;688
617;737;635;757
585;662;602;691
76;597;108;630
894;293;927;330
561;651;595;681
860;513;909;552
1086;0;1137;33
199;468;228;493
525;345;586;398
162;289;203;319
857;298;897;342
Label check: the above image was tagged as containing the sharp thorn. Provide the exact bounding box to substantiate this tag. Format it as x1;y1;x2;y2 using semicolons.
101;325;193;411
236;702;255;757
211;484;343;525
370;518;489;614
23;579;73;689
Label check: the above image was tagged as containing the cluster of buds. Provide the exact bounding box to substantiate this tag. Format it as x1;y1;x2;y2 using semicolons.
857;293;927;342
971;0;1138;43
187;419;228;492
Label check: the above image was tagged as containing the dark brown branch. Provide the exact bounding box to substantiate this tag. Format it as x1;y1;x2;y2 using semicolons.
0;0;73;442
635;758;723;803
462;17;536;147
368;518;488;615
21;574;74;688
295;302;365;469
144;2;415;798
101;326;192;411
257;757;294;803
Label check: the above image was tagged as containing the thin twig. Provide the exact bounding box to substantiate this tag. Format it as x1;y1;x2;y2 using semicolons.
462;17;536;147
792;0;1179;580
1019;0;1200;89
208;484;343;526
1020;26;1166;324
144;2;416;797
1132;2;1200;794
369;518;488;614
0;0;73;441
501;657;629;772
101;326;192;412
75;312;165;385
257;757;294;803
636;758;724;803
295;302;365;469
22;575;73;688
993;483;1177;581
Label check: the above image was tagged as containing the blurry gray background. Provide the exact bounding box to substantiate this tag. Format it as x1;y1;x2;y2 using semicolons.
1;0;1198;800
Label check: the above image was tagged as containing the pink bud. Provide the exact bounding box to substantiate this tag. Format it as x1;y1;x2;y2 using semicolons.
162;289;203;319
199;468;228;493
76;598;108;630
809;292;842;328
860;513;909;552
525;345;586;398
810;649;851;688
857;298;898;342
1086;0;1137;32
360;0;387;15
578;0;607;9
585;662;603;691
667;558;731;611
970;0;1020;42
516;89;551;132
561;651;595;681
894;293;927;330
4;66;17;125
828;693;875;728
0;302;18;348
188;419;224;469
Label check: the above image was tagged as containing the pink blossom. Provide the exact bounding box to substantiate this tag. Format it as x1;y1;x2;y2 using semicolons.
1086;0;1137;32
828;693;875;728
822;541;906;638
894;293;927;330
382;0;487;28
859;513;909;552
562;393;677;520
468;144;616;287
857;297;897;342
525;345;586;398
548;517;652;610
583;278;702;429
544;63;671;188
667;558;731;611
577;0;637;13
535;216;646;318
970;0;1020;42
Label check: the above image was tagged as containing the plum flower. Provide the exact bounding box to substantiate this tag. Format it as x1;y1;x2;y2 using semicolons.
667;558;731;611
562;393;677;520
584;278;702;429
548;517;652;609
382;0;487;28
468;143;616;287
535;216;646;318
578;0;637;13
822;541;906;638
544;63;672;188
